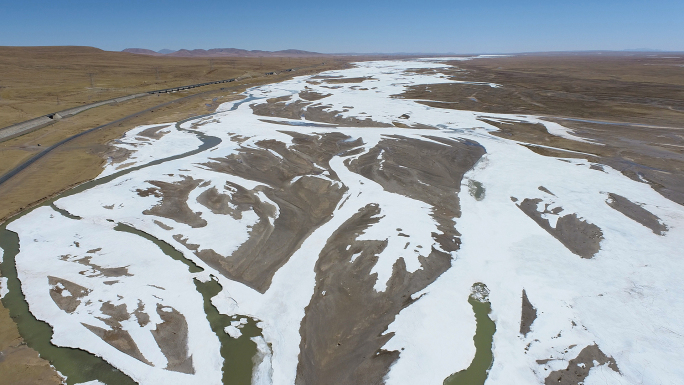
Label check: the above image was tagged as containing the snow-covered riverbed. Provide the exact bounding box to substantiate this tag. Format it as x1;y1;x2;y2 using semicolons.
5;58;684;385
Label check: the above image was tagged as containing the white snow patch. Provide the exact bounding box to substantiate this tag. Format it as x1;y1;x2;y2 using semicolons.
0;277;8;299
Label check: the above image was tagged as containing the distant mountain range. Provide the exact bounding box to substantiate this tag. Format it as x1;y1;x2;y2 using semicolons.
622;48;663;52
122;48;326;57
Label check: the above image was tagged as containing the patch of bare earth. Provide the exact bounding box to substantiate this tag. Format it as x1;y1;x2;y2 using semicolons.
81;301;152;365
606;192;668;235
140;176;208;228
540;344;620;385
520;289;537;336
514;197;604;258
323;76;375;84
137;124;171;140
299;89;332;101
151;304;194;374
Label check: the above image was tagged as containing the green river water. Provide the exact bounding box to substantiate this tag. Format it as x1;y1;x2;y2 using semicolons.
443;283;496;385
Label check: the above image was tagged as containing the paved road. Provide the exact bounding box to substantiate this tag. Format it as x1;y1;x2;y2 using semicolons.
0;93;199;186
0;93;149;142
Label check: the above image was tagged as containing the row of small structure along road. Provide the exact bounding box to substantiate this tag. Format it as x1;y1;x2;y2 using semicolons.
147;69;292;95
0;68;297;142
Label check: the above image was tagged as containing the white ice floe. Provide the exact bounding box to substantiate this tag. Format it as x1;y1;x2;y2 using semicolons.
0;277;8;299
225;325;242;338
5;57;684;385
0;246;6;298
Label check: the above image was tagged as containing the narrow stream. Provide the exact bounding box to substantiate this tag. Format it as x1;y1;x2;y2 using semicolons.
0;94;264;384
50;203;82;220
114;223;203;274
443;283;496;385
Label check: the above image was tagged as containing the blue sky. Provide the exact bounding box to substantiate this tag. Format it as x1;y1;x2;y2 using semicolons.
1;0;683;53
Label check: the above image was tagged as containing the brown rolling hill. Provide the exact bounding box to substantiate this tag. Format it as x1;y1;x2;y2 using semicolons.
123;47;327;57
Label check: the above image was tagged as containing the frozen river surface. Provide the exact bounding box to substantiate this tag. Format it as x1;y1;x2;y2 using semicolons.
4;58;684;385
